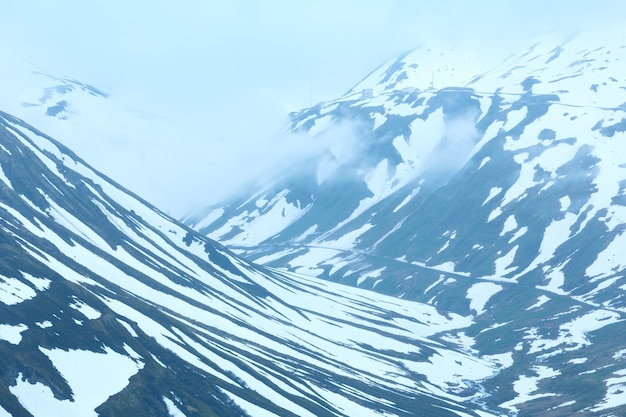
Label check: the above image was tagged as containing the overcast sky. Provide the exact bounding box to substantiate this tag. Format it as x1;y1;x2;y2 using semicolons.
1;1;625;214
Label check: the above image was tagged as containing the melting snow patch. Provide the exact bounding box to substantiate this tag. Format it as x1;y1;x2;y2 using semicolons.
429;261;468;276
508;226;528;243
526;295;551;310
356;267;386;286
500;215;518;236
288;247;339;275
219;390;280;417
21;272;51;291
325;223;373;249
482;186;502;206
151;354;167;368
549;400;576;410
487;206;502;222
405;346;500;396
0;323;28;345
393;187;421;213
538;265;567;295
436;239;450;254
163;397;187;417
586;231;626;281
493;245;519;277
502;108;528;132
0;164;11;187
590;369;626;411
482;352;514;369
294;225;318;242
12;347;144;417
559;195;571;211
117;319;138;337
0;276;37;305
424;276;445;294
69;299;101;320
499;366;560;412
528;309;622;356
466;282;503;315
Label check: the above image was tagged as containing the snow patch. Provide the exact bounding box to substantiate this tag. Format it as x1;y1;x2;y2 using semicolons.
0;323;28;345
69;299;101;320
526;295;550;310
499;366;560;412
0;276;37;305
356;267;386;286
163;397;187;417
12;347;145;417
500;215;518;236
559;195;571;211
591;369;626;411
467;283;503;315
482;187;502;206
117;319;138;337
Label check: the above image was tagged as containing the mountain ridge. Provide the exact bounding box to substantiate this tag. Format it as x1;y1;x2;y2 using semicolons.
1;109;509;416
184;33;626;415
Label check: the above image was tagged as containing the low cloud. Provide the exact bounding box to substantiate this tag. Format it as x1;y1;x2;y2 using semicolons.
428;109;482;176
147;116;366;216
1;0;624;218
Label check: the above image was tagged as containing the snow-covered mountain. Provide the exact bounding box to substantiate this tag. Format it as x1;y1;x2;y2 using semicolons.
184;33;626;415
0;110;529;416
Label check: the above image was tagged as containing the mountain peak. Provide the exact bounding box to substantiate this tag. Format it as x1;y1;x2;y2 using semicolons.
346;33;626;110
185;33;626;415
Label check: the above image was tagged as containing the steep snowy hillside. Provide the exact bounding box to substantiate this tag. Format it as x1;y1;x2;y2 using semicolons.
187;33;626;305
0;111;518;416
186;34;626;415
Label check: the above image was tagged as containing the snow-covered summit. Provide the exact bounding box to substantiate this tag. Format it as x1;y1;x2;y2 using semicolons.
185;32;626;415
348;32;626;109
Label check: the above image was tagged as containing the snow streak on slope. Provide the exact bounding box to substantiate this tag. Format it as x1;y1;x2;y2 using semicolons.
0;111;505;416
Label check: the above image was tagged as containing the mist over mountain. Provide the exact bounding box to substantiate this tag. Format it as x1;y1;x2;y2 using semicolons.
185;33;626;415
2;21;626;416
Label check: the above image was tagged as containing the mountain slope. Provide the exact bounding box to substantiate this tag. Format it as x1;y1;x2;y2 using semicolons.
186;34;626;309
0;111;513;416
184;33;626;415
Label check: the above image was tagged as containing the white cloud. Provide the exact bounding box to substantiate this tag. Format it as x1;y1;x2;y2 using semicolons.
0;1;624;215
